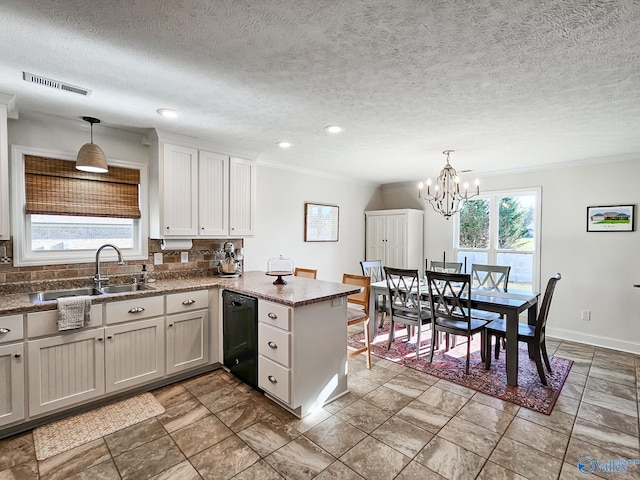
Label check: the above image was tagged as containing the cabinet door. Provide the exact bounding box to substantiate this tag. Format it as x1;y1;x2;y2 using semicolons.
162;144;198;236
105;318;164;393
28;330;105;416
166;309;209;374
0;343;24;427
384;214;407;268
198;151;229;236
365;215;386;263
229;157;256;235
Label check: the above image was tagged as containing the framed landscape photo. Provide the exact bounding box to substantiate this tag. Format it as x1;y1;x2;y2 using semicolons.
304;203;339;242
587;204;635;232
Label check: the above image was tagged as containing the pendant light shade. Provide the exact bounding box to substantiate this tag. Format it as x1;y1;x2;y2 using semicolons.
76;116;108;173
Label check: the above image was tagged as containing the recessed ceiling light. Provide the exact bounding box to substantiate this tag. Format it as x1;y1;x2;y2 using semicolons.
324;125;343;133
277;141;292;148
156;108;179;119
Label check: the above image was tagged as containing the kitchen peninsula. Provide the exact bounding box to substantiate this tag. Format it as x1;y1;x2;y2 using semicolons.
0;271;359;437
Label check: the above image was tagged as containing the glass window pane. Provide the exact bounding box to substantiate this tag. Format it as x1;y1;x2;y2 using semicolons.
498;195;535;251
456;250;488;272
30;215;134;251
458;199;490;248
497;252;533;290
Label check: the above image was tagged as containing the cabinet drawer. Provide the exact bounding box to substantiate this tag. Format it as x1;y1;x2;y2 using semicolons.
0;314;23;344
166;290;208;314
258;323;291;367
27;305;103;338
105;296;164;324
258;356;290;404
258;300;291;331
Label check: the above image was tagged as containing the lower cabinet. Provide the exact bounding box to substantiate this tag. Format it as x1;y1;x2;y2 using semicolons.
28;329;106;417
0;343;25;428
166;309;209;375
105;317;165;394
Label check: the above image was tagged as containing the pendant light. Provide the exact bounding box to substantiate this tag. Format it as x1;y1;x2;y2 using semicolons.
76;116;108;173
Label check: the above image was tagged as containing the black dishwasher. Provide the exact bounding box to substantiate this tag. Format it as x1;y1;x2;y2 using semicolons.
222;290;259;389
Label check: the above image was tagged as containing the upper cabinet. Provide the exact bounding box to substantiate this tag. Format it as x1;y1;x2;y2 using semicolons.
150;142;256;238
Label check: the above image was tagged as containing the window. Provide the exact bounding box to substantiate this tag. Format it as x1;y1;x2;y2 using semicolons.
454;187;541;290
11;146;148;266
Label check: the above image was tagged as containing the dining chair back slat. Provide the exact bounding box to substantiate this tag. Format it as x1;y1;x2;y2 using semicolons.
294;267;317;279
428;260;463;274
361;260;388;328
471;264;510;291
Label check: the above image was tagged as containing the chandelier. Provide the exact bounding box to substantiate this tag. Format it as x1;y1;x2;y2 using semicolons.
418;150;479;220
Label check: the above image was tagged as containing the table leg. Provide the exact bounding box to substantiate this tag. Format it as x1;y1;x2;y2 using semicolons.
506;310;519;386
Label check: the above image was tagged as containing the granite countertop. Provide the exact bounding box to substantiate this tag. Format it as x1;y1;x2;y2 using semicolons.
0;271;360;315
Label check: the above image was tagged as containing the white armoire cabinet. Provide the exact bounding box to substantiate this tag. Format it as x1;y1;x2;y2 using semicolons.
364;209;424;270
150;141;255;238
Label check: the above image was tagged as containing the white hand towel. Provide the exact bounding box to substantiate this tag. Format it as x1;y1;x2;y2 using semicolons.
57;295;92;331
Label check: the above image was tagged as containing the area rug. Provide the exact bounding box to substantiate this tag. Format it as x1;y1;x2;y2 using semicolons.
33;392;165;460
348;325;573;415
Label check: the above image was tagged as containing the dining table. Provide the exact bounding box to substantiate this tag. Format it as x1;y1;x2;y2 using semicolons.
368;279;540;386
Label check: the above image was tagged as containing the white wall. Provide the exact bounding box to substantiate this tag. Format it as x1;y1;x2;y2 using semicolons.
381;158;640;354
243;165;382;282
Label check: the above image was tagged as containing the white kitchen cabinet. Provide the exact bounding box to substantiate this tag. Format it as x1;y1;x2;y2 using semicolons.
365;209;424;270
28;329;106;416
105;317;165;393
257;297;347;418
166;289;209;374
0;343;24;428
151;142;255;238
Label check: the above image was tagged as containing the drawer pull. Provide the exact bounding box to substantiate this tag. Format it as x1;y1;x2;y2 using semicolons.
107;335;113;340
268;341;278;349
128;307;145;313
14;353;21;359
0;327;10;334
267;312;278;319
98;337;104;342
168;323;174;327
182;299;196;305
268;375;277;383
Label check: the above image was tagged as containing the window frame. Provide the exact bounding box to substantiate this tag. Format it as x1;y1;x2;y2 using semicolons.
453;186;542;291
11;145;148;266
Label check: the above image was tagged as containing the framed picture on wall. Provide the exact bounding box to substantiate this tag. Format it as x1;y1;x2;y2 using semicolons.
587;204;635;232
304;203;339;242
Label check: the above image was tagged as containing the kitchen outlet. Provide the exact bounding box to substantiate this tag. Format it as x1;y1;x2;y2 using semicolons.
181;252;189;263
580;309;591;321
153;252;163;265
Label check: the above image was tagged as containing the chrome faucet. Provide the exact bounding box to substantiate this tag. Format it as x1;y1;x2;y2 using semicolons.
94;244;125;288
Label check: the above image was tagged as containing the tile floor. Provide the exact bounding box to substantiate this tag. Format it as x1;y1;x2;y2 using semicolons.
1;336;639;480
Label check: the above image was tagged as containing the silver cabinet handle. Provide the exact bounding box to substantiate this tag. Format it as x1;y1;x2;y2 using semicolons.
14;353;21;358
182;299;195;305
98;337;104;342
128;307;145;313
267;312;277;319
107;335;113;340
268;375;277;383
0;327;10;334
168;323;174;327
268;341;277;349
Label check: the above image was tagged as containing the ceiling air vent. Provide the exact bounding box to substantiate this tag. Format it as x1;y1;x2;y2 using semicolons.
22;72;91;96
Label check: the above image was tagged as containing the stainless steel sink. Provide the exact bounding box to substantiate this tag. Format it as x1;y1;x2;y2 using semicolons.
30;287;102;302
99;283;155;294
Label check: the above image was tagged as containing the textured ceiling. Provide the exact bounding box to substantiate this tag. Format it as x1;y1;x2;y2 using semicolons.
1;0;639;184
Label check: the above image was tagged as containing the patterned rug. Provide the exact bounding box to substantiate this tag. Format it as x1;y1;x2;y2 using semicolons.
349;324;572;415
33;392;165;460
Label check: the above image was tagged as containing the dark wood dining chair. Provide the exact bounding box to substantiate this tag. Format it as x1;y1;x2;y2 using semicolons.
426;271;490;374
471;264;511;291
484;273;561;385
383;267;431;360
361;260;388;328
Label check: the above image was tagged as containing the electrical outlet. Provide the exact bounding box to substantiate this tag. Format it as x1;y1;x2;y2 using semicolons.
153;252;163;265
181;251;189;263
580;309;591;321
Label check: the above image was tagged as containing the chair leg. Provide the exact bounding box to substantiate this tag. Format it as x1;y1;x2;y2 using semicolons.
363;318;371;369
531;344;548;386
429;327;437;362
416;324;421;360
494;336;501;359
479;331;486;363
465;335;471;375
386;320;395;350
484;333;492;370
541;341;552;373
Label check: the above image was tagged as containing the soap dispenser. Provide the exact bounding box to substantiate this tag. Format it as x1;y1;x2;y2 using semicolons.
140;264;148;283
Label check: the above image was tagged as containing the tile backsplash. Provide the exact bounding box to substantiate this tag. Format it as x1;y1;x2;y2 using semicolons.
0;238;243;293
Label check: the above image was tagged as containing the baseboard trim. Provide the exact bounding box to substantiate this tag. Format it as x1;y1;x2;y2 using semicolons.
547;327;640;355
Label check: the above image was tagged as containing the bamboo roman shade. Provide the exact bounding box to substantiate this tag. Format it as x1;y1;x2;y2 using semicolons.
24;155;141;218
